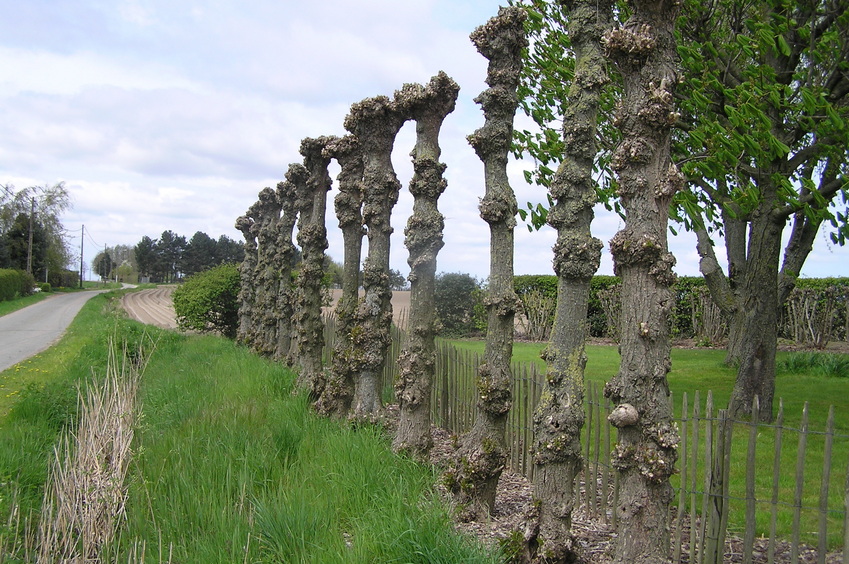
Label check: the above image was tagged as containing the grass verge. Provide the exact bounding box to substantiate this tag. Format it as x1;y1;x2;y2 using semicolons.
0;293;503;562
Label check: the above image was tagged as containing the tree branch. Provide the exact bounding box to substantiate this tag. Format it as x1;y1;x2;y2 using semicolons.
695;226;737;315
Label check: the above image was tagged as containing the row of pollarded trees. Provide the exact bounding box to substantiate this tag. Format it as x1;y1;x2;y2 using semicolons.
236;5;688;564
234;69;462;431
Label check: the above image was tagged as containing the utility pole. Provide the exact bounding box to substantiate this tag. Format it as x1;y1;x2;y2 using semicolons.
79;224;84;289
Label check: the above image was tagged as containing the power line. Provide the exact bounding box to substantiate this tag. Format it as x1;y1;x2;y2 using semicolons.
84;227;104;250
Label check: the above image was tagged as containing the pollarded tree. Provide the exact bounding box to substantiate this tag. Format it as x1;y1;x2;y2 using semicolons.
252;187;284;357
603;1;683;561
446;6;527;519
293;136;336;400
522;0;610;560
676;0;849;421
235;214;258;347
343;95;408;421
516;0;849;424
316;135;364;418
393;71;460;459
273;164;305;363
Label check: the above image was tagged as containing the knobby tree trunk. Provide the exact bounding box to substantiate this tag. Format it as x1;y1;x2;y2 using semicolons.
293;136;336;400
316;135;365;418
235;214;257;347
393;72;459;459
236;190;280;354
447;6;526;520
273;164;305;363
603;2;682;562
529;0;609;560
254;187;283;356
343;96;408;422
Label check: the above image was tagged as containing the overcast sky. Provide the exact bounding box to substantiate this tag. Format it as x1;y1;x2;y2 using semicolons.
0;0;844;281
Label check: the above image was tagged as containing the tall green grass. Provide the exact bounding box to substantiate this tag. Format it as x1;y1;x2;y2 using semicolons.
0;293;502;562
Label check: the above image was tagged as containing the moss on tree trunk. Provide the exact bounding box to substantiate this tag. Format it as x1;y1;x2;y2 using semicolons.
293;136;335;400
316;136;364;418
273;164;305;364
235;214;256;347
529;1;608;560
446;6;526;520
343;96;407;421
603;2;682;561
393;72;459;459
253;187;283;357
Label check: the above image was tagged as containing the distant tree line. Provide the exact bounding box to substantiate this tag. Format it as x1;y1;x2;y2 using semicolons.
0;182;77;287
94;231;244;284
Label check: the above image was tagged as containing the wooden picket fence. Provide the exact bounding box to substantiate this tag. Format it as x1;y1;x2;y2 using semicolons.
427;342;849;563
322;315;849;562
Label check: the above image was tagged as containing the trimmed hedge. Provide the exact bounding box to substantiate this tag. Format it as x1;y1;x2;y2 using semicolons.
513;274;849;343
0;269;35;302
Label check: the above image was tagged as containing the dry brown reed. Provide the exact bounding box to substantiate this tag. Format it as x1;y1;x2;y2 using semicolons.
36;338;150;563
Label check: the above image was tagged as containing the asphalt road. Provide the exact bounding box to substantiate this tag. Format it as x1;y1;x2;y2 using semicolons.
0;290;105;373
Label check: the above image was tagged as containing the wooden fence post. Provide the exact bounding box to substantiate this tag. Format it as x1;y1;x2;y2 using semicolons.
768;398;785;564
698;391;714;561
817;406;834;564
690;389;701;564
704;407;732;564
792;402;810;564
843;444;849;564
743;396;760;563
674;392;688;564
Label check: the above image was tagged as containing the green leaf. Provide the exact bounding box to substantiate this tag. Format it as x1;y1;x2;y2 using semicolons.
776;35;790;57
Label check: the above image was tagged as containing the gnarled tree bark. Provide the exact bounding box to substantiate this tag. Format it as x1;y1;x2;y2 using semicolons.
235;214;257;347
316;135;365;418
602;1;682;561
293;136;336;400
273;164;306;363
529;0;609;560
343;95;408;421
446;6;526;520
253;187;283;356
393;72;459;459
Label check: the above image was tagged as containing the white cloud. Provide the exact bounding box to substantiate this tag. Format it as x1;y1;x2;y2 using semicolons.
0;48;198;96
0;0;843;281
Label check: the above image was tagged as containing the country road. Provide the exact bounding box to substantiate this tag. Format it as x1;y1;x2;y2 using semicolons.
0;290;106;373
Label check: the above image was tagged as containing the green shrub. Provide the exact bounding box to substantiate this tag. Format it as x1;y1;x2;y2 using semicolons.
434;272;481;337
0;269;35;301
39;282;51;293
172;263;240;338
513;274;557;299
